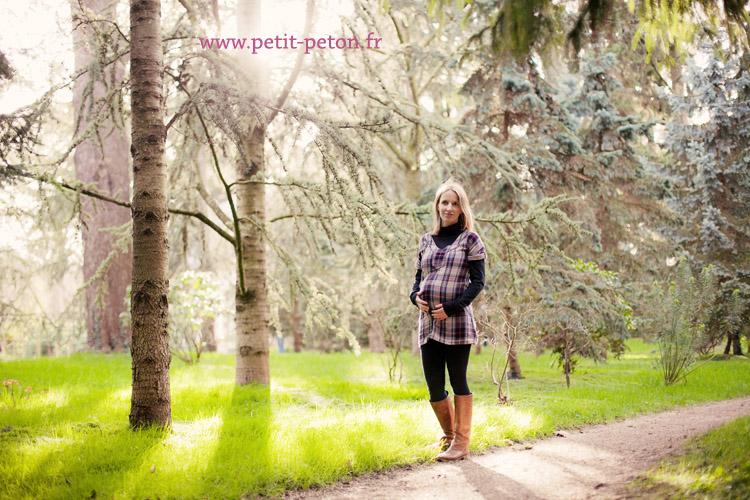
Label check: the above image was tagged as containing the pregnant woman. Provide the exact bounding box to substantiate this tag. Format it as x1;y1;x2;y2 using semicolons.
411;179;486;461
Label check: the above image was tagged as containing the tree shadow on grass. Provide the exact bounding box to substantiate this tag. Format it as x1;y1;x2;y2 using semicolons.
200;383;272;498
6;421;168;500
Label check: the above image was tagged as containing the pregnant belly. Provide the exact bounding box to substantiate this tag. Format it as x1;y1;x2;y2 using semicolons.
420;275;460;308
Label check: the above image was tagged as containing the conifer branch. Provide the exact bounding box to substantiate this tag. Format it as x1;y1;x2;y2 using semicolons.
192;163;233;228
8;169;236;244
72;0;130;44
192;98;247;290
376;135;411;168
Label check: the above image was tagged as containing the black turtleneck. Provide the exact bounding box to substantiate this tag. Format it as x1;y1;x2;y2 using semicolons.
409;222;486;316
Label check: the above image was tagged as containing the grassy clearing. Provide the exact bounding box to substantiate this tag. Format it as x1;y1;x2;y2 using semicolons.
1;340;749;500
625;416;750;499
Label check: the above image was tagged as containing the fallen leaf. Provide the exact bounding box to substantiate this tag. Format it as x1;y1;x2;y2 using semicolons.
150;465;156;473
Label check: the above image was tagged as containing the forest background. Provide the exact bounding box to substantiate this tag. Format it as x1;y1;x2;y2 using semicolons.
0;0;749;435
2;0;748;379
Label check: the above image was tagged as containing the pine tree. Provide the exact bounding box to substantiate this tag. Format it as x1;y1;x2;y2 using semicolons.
71;0;133;352
128;0;171;427
458;51;671;382
664;49;750;354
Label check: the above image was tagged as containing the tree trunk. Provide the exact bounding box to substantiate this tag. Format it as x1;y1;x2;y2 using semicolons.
71;0;132;352
669;44;688;128
405;164;421;358
367;318;386;353
200;225;217;352
233;0;271;385
507;342;523;379
129;0;171;427
411;325;421;356
503;305;523;379
669;45;684;99
724;331;743;356
0;50;13;80
201;317;217;352
292;296;303;352
235;127;270;385
404;166;421;201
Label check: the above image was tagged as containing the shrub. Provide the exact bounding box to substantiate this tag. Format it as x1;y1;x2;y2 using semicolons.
120;271;227;364
653;259;717;385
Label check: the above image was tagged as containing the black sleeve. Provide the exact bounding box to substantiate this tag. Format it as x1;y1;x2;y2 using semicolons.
410;268;422;306
442;259;485;316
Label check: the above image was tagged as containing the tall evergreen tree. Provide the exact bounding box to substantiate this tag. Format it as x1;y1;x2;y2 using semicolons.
429;0;750;62
233;0;272;386
71;0;133;352
129;0;171;427
664;50;750;354
458;51;672;380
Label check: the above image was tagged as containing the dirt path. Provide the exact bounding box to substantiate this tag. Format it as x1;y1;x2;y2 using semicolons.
283;396;750;500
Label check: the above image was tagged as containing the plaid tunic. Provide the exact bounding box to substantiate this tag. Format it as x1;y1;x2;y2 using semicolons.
415;230;487;346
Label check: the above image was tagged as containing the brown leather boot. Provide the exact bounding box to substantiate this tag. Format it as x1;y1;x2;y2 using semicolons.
428;396;455;450
437;393;472;461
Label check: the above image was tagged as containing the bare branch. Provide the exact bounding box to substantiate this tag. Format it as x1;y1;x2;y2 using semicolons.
193;161;233;228
267;0;315;124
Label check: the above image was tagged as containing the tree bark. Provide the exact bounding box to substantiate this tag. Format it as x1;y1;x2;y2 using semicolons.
129;0;172;427
200;224;217;352
232;0;271;385
507;343;522;379
292;296;303;353
235;126;271;385
71;0;132;352
504;305;523;379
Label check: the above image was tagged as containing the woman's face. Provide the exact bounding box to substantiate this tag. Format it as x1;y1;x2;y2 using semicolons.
438;190;462;227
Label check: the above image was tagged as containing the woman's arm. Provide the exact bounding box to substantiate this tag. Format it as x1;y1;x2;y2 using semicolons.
410;268;422;305
442;259;485;316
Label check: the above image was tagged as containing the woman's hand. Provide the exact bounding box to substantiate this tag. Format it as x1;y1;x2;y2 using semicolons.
415;291;430;313
431;304;448;320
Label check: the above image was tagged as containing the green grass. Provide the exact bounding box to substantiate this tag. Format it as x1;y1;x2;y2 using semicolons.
625;416;750;499
1;339;749;500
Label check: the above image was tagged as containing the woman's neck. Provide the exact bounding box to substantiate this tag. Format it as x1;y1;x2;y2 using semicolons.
439;222;462;235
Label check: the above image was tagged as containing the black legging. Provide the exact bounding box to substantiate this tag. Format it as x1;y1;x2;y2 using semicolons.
420;339;472;402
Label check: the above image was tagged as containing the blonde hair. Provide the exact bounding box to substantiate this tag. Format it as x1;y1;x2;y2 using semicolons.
431;179;474;235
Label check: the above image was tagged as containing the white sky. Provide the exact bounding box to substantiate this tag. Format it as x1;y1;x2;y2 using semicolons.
0;0;354;113
0;0;74;113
